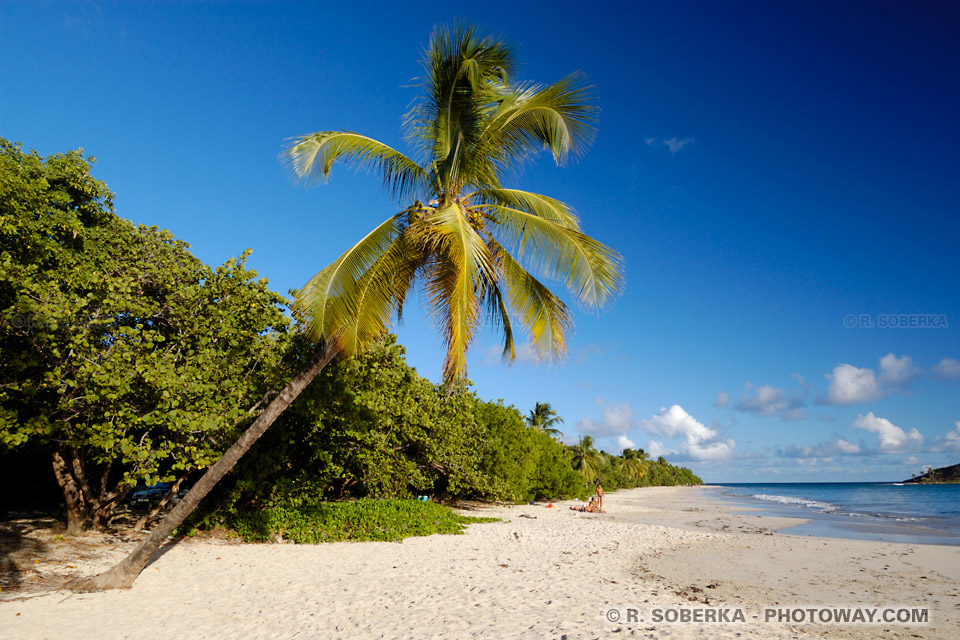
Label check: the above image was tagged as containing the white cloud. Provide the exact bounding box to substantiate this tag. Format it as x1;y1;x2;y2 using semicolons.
735;383;807;420
686;439;737;461
947;422;960;449
616;434;636;451
878;353;919;386
645;136;695;155
851;412;924;452
639;405;735;461
824;364;881;405
576;400;636;439
663;137;694;154
931;421;960;452
822;354;921;405
836;438;861;454
777;437;862;459
714;391;731;408
933;357;960;380
646;440;676;458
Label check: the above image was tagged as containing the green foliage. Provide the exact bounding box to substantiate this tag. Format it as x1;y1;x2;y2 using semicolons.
197;336;584;528
570;435;605;482
0;139;292;529
226;498;498;544
526;401;564;437
590;448;703;490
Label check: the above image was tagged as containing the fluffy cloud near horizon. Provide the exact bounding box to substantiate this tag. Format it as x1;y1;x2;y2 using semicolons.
821;354;918;405
931;421;960;452
639;405;735;461
734;383;807;420
577;402;735;460
851;412;924;452
777;437;862;459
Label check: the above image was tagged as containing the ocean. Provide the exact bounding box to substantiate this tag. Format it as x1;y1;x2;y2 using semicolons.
710;482;960;546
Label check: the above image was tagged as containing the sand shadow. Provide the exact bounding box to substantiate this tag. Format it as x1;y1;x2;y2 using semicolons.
0;518;52;594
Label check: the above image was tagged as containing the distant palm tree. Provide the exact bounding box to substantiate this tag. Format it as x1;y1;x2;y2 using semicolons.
526;402;564;437
79;22;622;591
621;448;648;482
571;435;604;481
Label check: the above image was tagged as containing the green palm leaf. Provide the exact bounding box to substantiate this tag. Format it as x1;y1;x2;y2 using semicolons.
293;214;407;355
477;188;580;227
416;203;497;381
489;238;571;363
481;72;598;166
488;204;623;310
282;131;429;201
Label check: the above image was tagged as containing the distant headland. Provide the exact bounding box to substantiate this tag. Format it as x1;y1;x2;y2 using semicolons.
903;462;960;484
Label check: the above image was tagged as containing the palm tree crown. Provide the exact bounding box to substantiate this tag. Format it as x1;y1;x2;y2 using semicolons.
570;434;604;481
526;401;564;437
283;23;623;384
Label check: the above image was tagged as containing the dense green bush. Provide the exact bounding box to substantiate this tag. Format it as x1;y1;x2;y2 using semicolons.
226;498;498;543
0;139;291;532
200;336;585;528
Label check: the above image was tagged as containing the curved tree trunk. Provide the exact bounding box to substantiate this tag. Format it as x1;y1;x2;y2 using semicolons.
74;344;337;591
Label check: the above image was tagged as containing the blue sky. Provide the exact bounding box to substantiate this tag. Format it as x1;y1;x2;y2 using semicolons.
3;1;958;482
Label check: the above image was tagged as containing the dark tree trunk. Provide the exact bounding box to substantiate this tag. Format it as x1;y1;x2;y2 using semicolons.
73;344;336;591
51;447;85;535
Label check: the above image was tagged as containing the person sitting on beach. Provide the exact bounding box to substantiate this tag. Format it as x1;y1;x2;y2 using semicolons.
569;496;604;513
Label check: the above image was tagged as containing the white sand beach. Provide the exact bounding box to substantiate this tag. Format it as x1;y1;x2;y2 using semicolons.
2;487;957;639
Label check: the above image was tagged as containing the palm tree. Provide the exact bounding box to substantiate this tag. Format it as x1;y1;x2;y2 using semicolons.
78;23;621;591
526;402;564;437
570;435;604;481
621;448;648;483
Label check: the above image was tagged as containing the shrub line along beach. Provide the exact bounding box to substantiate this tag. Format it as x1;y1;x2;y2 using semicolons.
2;486;957;639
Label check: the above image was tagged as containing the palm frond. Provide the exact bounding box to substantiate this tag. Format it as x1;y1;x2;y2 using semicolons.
293;214;407;355
414;203;496;382
405;23;517;189
488;205;623;311
334;227;422;355
477;188;580;227
485;279;516;362
282;131;429;201
481;72;598;167
489;238;571;363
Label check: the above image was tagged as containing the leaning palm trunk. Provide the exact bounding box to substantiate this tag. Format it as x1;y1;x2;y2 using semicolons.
74;345;336;591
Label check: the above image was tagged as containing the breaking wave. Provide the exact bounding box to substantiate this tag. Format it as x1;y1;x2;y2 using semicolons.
751;493;839;512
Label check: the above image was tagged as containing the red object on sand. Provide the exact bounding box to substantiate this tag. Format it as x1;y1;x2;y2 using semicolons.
546;503;554;508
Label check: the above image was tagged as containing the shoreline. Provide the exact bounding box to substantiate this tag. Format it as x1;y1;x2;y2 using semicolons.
704;483;960;546
2;487;958;639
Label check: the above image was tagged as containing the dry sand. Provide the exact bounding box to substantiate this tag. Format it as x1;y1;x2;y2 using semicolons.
1;486;957;639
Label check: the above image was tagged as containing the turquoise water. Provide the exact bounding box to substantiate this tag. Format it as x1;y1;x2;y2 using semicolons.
711;482;960;545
